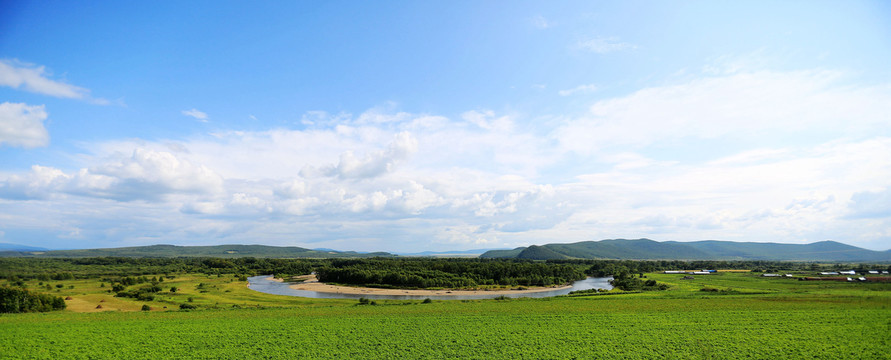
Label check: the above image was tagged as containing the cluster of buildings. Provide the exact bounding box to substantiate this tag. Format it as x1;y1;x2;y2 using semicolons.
662;270;716;275
662;269;890;283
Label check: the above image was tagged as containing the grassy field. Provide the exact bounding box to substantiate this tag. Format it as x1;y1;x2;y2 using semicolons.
1;272;889;359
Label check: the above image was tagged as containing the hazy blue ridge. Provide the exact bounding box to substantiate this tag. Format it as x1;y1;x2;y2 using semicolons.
0;243;49;252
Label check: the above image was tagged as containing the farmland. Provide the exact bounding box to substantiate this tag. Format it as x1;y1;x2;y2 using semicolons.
1;263;889;359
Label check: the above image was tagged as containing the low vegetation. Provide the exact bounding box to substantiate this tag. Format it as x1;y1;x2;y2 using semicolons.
0;257;888;358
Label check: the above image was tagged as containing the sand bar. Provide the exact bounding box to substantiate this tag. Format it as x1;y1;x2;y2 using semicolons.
267;275;572;296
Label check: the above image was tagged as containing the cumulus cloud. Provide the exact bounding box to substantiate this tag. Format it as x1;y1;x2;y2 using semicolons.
0;149;224;202
577;37;637;53
0;165;69;200
0;102;49;148
182;108;209;122
322;132;418;179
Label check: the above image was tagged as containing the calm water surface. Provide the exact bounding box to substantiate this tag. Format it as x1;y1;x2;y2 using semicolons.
248;275;613;300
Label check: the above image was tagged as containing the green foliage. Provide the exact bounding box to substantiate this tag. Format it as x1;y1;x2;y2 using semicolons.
315;258;586;289
0;263;889;358
0;286;66;313
0;257;322;281
141;304;151;311
357;297;377;306
0;288;887;359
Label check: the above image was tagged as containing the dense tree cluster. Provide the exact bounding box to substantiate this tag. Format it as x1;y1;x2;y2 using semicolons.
315;258;586;289
0;257;317;280
0;286;66;313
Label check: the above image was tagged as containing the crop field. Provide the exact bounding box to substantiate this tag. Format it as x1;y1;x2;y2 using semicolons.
1;271;889;359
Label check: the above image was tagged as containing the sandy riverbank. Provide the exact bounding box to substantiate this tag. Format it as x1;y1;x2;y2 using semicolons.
266;275;572;296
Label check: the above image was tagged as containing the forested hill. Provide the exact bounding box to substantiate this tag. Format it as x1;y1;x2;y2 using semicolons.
480;239;891;262
0;244;394;259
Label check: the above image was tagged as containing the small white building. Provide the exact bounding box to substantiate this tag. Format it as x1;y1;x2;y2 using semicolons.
840;270;856;275
761;274;780;277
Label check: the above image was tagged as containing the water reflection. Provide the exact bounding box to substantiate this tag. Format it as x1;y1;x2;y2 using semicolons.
248;275;613;300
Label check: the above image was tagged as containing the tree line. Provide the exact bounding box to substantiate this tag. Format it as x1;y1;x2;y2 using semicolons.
315;258;587;289
0;286;66;313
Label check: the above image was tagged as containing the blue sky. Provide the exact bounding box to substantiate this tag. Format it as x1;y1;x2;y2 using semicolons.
1;1;890;251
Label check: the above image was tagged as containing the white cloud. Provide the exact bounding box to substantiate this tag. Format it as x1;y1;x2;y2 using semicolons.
0;149;224;202
0;59;108;104
577;37;637;53
0;165;69;200
0;102;49;148
555;69;891;154
3;68;891;251
322;131;418;179
558;84;598;96
461;110;514;132
182;108;209;122
531;15;551;29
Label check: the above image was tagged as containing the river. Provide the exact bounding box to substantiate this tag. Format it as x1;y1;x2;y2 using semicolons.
247;275;613;300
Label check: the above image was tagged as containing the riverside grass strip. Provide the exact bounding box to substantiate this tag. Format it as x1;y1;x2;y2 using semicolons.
1;290;888;359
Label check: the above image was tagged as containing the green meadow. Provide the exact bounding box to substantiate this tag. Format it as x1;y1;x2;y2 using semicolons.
1;270;888;359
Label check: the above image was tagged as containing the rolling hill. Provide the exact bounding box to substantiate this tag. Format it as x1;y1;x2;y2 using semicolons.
0;244;394;258
480;239;891;262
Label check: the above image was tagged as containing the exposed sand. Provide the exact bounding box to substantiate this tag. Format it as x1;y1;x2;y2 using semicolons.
268;275;572;296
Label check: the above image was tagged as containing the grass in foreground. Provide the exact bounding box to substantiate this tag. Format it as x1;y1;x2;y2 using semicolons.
1;272;888;359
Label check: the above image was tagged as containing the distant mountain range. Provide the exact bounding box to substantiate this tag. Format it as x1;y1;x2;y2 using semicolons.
0;243;48;252
1;239;888;262
396;249;503;257
0;244;394;258
479;239;891;262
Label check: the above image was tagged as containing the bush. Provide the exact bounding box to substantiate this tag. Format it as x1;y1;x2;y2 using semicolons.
422;298;432;304
357;297;377;305
179;303;196;310
141;304;151;311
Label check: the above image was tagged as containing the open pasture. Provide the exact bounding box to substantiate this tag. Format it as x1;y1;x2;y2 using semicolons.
1;271;888;359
